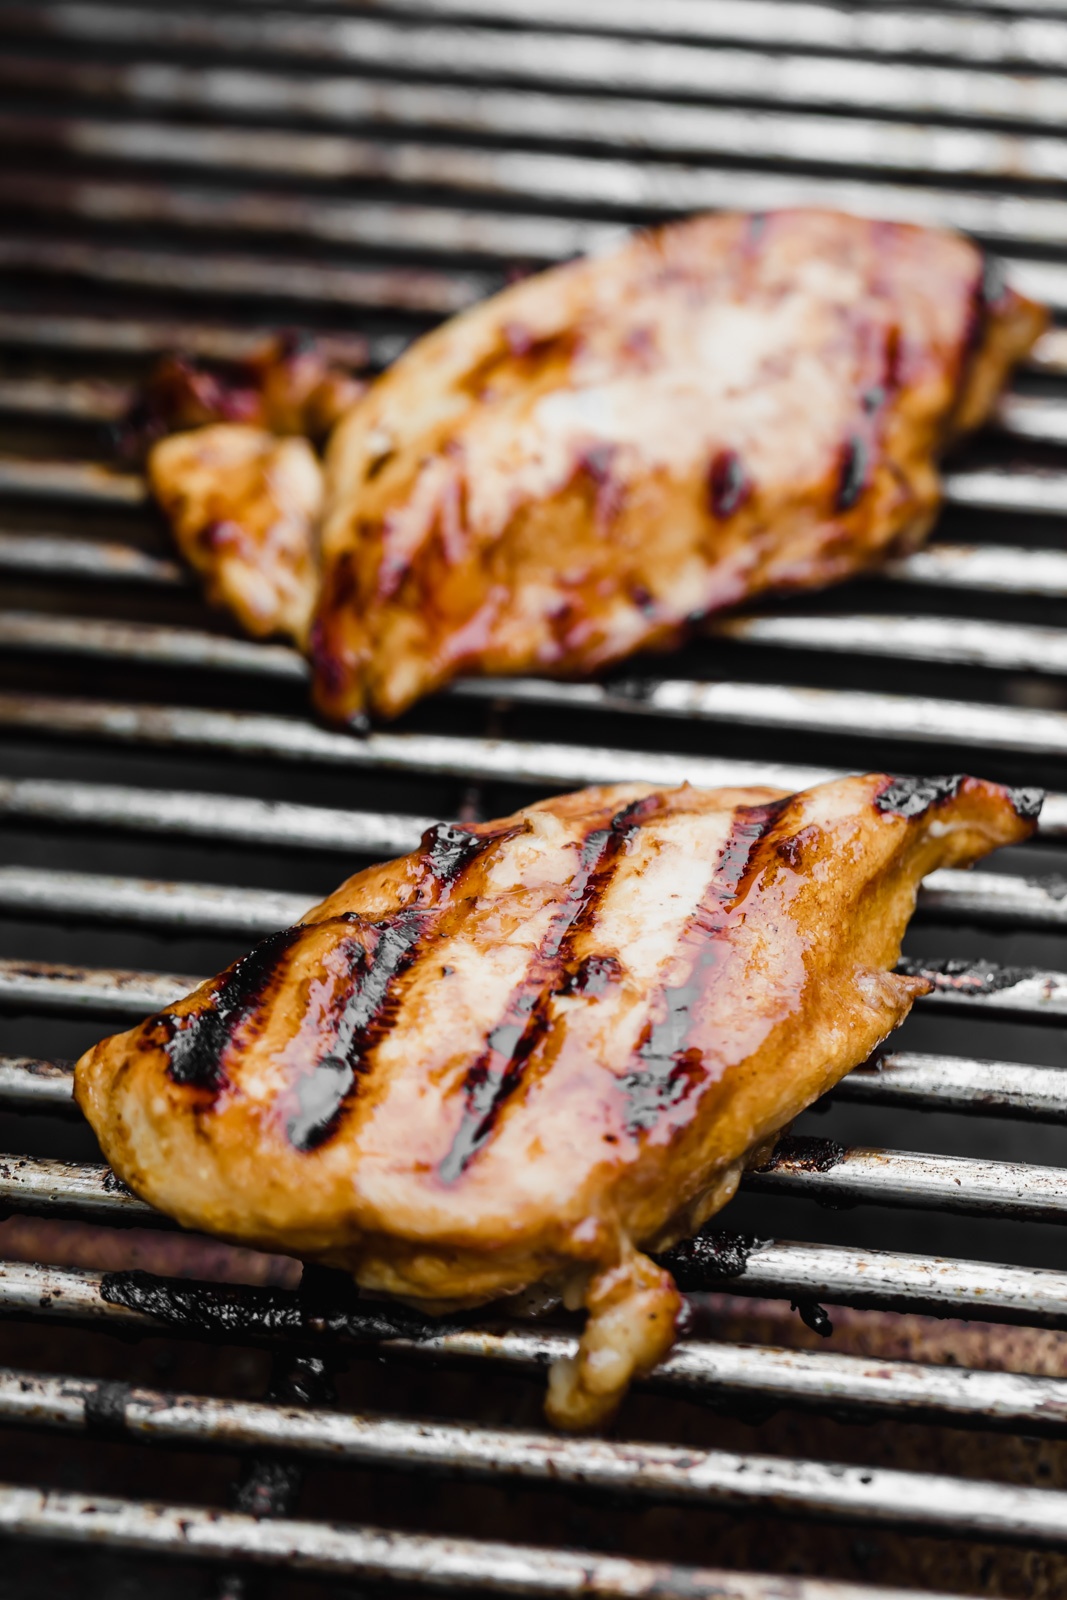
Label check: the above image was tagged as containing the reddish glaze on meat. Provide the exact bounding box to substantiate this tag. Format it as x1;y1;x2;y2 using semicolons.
75;771;1039;1429
308;210;1044;724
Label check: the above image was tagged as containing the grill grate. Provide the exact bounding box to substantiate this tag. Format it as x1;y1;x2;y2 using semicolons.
2;1;1067;1595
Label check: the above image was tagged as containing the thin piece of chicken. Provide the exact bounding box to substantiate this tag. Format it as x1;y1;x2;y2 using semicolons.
148;424;323;646
310;209;1045;724
75;771;1038;1427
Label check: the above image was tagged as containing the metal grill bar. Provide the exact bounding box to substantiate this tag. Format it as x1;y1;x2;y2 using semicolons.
6;1353;1067;1466
838;1052;1067;1122
719;612;1067;676
1;1372;1066;1547
885;542;1067;597
21;116;1067;260
0;534;183;586
12;55;1067;191
0;238;494;315
20;601;1067;695
0;1058;75;1114
11;5;1067;131
0;777;432;856
3;861;1066;938
2;1139;1064;1228
0;868;312;937
749;1139;1067;1222
1;1272;1066;1440
5;692;1067;835
234;0;1067;64
0;310;374;365
0;1481;1003;1596
6;1238;1067;1343
460;674;1067;762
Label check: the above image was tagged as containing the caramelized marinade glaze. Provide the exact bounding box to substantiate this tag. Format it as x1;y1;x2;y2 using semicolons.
76;772;1039;1428
142;210;1045;727
310;209;1045;724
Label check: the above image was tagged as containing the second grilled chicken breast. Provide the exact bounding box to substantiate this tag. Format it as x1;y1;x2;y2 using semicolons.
75;771;1038;1429
310;209;1044;725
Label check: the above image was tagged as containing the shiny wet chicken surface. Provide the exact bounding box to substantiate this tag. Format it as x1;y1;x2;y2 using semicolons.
310;209;1045;724
140;210;1044;727
75;772;1038;1428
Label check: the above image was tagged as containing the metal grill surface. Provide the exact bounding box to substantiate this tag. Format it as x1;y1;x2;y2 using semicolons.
1;2;1067;1596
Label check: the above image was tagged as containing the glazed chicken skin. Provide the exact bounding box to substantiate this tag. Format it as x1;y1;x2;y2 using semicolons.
144;337;365;644
149;426;324;645
75;771;1038;1428
310;209;1045;724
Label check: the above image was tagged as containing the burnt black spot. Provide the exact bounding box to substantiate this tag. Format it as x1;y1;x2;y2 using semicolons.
100;1269;454;1344
629;583;658;618
657;1228;766;1289
791;1299;834;1337
708;449;750;519
896;956;1033;997
439;799;661;1183
163;926;302;1095
754;1134;845;1174
624;798;789;1134
835;435;868;512
1007;785;1044;822
287;911;426;1152
365;448;395;481
419;821;490;890
874;773;964;820
561;954;623;997
83;1380;130;1439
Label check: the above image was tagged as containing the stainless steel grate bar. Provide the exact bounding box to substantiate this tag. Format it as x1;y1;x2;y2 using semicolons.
719;612;1067;676
5;1354;1067;1468
2;1279;1067;1447
19;601;1067;696
1;1140;1063;1227
885;542;1067;597
0;460;144;506
13;55;1067;190
6;1230;1066;1336
0;1058;76;1114
0;777;432;856
749;1139;1067;1222
0;1370;1066;1547
839;1051;1067;1122
6;691;1067;834
0;868;312;937
250;0;1067;65
0;1480;1013;1595
0;309;374;364
22;116;1067;259
0;238;494;316
0;533;183;586
3;860;1065;937
13;5;1067;131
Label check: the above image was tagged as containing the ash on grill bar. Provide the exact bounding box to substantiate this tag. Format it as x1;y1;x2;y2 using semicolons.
2;2;1067;1598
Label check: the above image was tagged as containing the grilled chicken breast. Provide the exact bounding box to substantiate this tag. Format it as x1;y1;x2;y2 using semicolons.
76;771;1038;1428
310;209;1044;724
149;424;323;645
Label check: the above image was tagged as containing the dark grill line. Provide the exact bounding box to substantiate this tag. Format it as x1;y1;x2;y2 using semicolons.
623;798;790;1131
288;822;512;1151
438;795;662;1182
